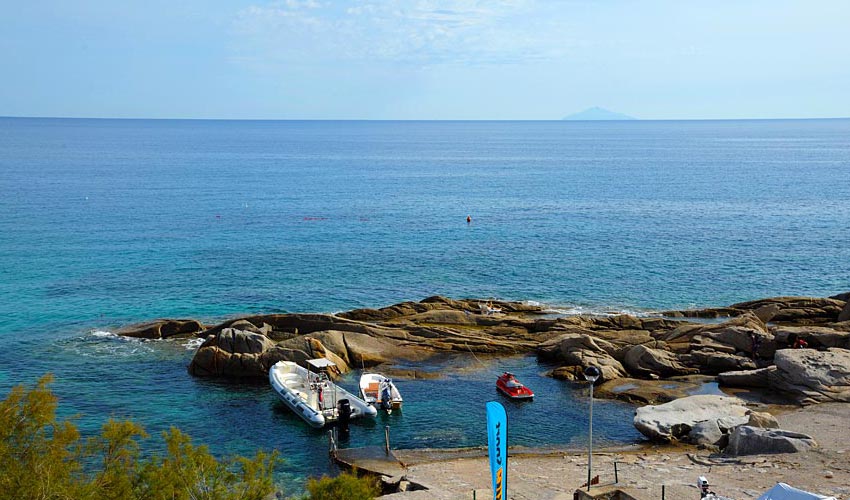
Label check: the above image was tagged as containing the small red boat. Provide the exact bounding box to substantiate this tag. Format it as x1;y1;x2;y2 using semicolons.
496;372;534;399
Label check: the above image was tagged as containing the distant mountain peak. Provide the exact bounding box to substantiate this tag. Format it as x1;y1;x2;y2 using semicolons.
562;107;636;121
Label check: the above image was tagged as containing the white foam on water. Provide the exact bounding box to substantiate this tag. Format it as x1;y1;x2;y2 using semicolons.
52;328;158;359
90;329;117;338
183;337;204;350
541;303;656;318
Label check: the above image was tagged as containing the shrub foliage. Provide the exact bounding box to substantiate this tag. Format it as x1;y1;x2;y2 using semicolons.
304;471;380;500
0;374;280;500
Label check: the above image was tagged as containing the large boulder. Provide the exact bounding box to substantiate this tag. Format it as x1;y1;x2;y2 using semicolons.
580;329;659;355
260;345;311;369
688;419;725;447
700;313;773;356
227;319;272;336
689;350;757;374
269;331;351;373
538;334;627;381
342;330;434;367
689;336;738;354
274;331;351;366
117;319;205;339
753;303;781;323
188;327;277;377
622;344;697;378
633;395;750;442
215;327;274;354
725;426;817;456
768;348;850;404
689;410;778;448
342;331;398;367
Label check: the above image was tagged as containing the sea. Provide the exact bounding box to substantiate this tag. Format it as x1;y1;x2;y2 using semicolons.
1;117;849;492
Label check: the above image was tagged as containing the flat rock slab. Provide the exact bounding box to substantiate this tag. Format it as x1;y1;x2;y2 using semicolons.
633;394;750;442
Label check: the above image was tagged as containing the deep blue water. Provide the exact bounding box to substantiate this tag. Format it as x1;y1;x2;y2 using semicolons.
1;118;849;491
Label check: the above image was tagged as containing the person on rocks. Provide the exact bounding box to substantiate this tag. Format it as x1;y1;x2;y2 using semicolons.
788;332;808;349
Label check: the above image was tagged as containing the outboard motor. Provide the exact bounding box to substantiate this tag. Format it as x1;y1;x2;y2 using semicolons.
380;383;393;412
337;399;352;426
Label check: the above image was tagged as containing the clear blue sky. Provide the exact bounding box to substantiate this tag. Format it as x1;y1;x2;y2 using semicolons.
1;0;848;120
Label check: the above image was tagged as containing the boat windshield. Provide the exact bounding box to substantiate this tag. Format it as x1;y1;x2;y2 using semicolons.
306;358;336;370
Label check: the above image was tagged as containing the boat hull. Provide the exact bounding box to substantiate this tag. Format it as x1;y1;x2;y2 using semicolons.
269;363;325;428
496;372;534;399
270;361;377;428
496;385;534;399
359;373;403;413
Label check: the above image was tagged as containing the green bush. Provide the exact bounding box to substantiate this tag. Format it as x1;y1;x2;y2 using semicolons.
304;471;381;500
0;374;280;500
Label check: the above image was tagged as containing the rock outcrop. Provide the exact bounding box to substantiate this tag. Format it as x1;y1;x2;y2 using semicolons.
538;334;626;381
688;419;726;448
189;323;433;378
622;345;697;378
117;319;205;339
719;348;850;405
659;313;772;363
633;395;751;442
663;296;847;326
101;294;850;411
188;327;277;377
688;350;757;374
725;426;817;456
633;395;786;452
767;348;850;404
772;326;850;350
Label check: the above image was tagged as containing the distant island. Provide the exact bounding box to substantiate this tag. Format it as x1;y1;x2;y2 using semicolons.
562;106;636;121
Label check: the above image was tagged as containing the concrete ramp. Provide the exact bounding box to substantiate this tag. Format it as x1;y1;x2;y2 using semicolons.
334;446;407;477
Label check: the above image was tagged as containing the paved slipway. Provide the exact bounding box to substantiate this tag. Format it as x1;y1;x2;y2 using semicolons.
384;403;850;500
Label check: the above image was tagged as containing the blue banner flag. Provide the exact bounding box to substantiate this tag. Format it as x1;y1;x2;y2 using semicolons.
486;401;507;500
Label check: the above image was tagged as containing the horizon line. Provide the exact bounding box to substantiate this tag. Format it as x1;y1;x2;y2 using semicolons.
2;114;850;123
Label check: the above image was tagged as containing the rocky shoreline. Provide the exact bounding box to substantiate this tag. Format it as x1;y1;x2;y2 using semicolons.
115;294;850;496
117;293;850;407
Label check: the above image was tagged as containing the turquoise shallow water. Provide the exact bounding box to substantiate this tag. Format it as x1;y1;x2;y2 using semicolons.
1;117;849;490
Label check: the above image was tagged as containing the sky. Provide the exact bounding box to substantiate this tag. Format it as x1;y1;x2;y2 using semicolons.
1;0;848;120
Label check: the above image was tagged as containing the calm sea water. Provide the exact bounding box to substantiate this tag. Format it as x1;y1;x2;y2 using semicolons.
1;118;849;490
